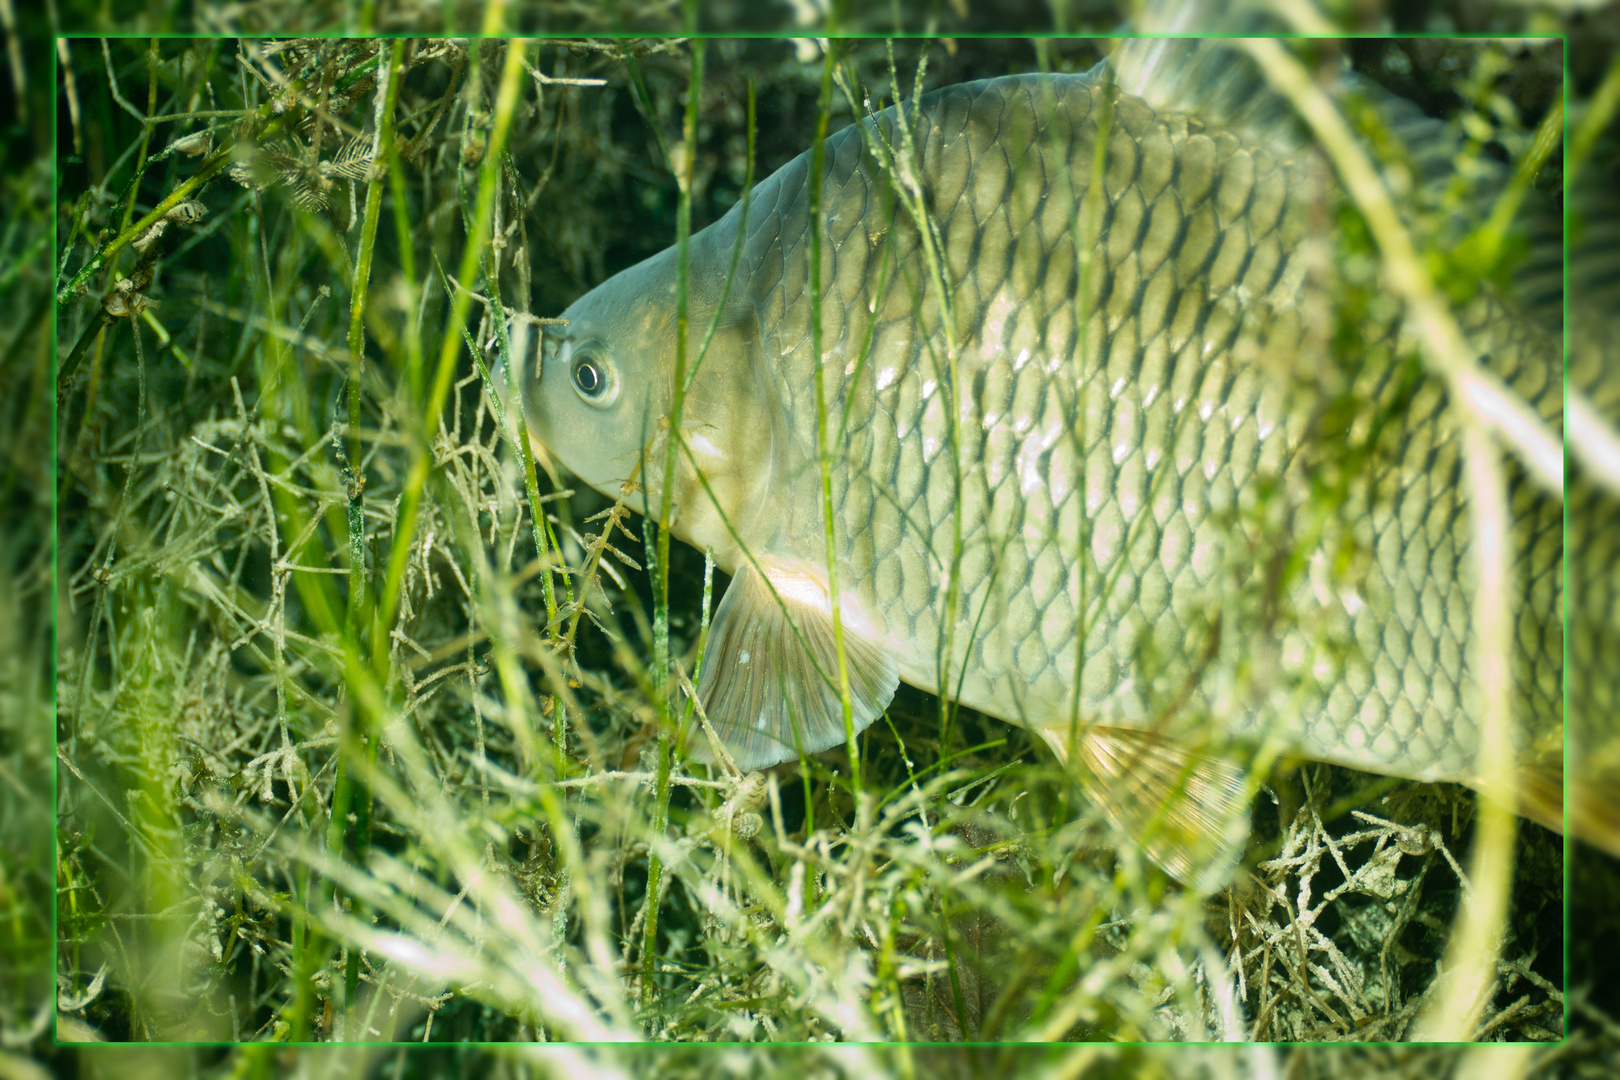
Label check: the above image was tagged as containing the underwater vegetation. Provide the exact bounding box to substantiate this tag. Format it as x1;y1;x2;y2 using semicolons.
32;15;1613;1067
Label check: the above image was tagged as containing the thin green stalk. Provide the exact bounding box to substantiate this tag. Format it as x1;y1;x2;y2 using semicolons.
1456;94;1564;287
879;43;968;780
342;43;395;646
678;549;717;731
685;80;756;395
506;325;567;775
1064;77;1113;744
644;36;704;1011
512;367;560;630
475;268;564;637
808;43;861;795
373;39;526;664
55;310;116;397
289;862;315;1040
385;99;424;405
866;53;983;1014
335;37;403;1021
111;41;158;243
830;64;899;451
1570;52;1620;186
455;200;571;775
936;888;971;1040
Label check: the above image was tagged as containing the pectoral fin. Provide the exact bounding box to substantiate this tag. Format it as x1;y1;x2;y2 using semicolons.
1038;722;1250;890
688;561;900;771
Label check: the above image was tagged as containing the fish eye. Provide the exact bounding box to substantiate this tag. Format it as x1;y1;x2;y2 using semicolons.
568;344;618;407
573;358;603;395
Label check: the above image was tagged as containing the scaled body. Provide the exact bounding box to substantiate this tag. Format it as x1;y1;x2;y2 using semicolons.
521;69;1563;877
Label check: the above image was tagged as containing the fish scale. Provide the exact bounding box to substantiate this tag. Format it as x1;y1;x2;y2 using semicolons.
521;68;1566;875
725;72;1559;782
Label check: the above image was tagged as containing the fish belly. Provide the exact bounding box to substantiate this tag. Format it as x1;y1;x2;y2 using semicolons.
733;73;1560;790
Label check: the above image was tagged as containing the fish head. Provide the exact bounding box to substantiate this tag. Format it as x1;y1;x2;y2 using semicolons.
518;251;681;500
516;241;779;569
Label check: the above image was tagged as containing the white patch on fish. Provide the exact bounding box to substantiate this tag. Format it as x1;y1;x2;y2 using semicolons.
763;566;832;615
1020;449;1044;498
687;431;723;459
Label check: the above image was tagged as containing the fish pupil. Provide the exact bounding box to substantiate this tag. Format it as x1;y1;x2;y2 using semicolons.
573;358;602;396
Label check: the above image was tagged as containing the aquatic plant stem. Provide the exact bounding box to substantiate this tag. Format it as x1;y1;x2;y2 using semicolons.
335;37;404;1023
808;42;862;797
644;33;704;1013
374;39;525;668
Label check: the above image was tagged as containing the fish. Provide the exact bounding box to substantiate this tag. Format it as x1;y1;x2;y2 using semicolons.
512;53;1573;883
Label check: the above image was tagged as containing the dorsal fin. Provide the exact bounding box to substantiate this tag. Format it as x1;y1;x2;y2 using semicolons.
1104;37;1307;156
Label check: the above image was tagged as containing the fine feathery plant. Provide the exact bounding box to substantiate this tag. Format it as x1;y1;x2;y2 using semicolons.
55;36;1564;1043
